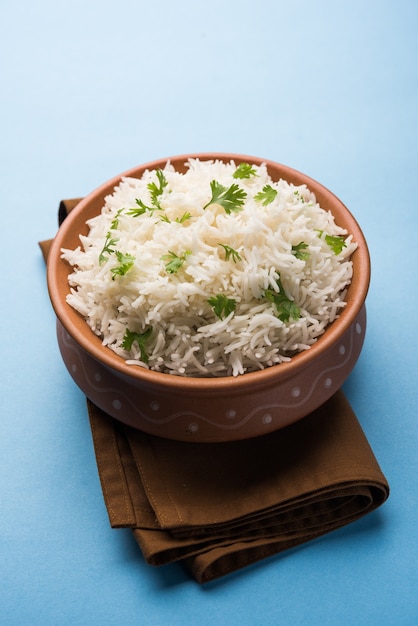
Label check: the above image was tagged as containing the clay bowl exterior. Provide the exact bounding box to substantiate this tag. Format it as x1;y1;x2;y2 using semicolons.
47;153;370;442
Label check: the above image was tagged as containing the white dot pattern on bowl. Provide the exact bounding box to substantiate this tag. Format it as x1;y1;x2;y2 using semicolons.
59;307;365;438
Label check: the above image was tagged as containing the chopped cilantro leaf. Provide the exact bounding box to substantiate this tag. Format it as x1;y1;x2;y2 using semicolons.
264;279;300;322
293;189;305;203
99;233;119;265
218;243;242;263
147;169;168;210
291;241;310;260
203;180;247;214
130;198;160;214
175;212;192;223
110;208;124;230
208;294;237;319
121;327;152;363
161;250;191;274
126;170;168;216
110;251;135;279
126;199;148;217
254;184;278;206
317;230;347;255
233;163;257;179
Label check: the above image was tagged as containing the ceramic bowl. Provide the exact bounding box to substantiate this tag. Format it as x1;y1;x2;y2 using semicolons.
47;153;370;442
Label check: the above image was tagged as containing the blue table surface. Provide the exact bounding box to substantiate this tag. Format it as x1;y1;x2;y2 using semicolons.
1;1;417;624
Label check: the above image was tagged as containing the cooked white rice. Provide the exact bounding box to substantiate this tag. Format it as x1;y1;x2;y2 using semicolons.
62;159;356;377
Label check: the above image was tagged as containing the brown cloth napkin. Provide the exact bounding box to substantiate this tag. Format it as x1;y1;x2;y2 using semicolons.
40;199;389;584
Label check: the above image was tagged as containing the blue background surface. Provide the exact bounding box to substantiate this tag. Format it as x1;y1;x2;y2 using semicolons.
1;1;417;624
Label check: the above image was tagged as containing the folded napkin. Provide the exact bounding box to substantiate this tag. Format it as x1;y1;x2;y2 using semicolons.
40;199;389;583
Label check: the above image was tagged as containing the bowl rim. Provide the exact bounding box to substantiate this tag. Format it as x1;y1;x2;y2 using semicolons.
47;152;370;393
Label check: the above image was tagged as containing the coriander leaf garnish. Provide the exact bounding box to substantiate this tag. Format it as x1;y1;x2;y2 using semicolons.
130;198;160;214
147;169;168;210
161;250;191;274
110;251;135;279
99;233;119;265
264;279;300;322
175;212;192;223
293;189;305;203
126;199;148;217
110;208;124;230
203;180;247;214
325;234;346;255
291;241;310;260
233;163;257;179
254;184;278;206
218;243;242;263
121;327;152;364
208;294;237;319
126;170;168;216
316;230;347;255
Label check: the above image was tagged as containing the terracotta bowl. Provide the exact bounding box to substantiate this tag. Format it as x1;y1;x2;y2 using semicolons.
47;153;370;442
